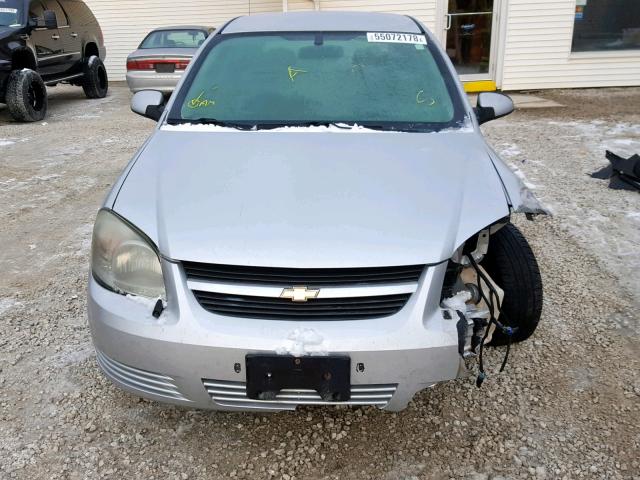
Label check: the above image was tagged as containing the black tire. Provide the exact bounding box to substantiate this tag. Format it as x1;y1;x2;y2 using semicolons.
481;223;543;345
5;69;48;122
82;55;108;99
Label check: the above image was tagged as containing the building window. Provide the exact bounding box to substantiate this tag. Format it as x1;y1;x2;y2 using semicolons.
572;0;640;52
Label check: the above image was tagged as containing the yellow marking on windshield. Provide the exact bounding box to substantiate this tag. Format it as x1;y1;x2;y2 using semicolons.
187;91;216;109
416;90;436;106
288;66;307;82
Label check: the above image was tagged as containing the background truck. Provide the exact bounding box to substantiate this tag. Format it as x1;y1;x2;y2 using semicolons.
0;0;108;122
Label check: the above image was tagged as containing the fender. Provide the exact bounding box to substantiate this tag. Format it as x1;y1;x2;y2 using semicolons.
11;44;37;68
486;145;551;216
81;35;101;57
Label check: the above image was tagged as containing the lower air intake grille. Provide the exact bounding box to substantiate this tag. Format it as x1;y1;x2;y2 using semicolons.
203;379;397;410
96;350;188;402
182;262;425;286
192;291;411;320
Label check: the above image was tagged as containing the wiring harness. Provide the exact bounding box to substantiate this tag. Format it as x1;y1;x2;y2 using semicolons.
466;254;518;388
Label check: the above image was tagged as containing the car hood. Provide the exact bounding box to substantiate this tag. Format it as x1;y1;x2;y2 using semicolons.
128;48;197;59
112;129;510;268
0;26;18;41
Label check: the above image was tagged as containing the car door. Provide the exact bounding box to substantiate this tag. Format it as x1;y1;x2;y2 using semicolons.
43;0;80;76
55;0;82;74
27;0;64;79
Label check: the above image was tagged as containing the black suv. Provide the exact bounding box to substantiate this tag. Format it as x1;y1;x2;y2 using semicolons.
0;0;107;122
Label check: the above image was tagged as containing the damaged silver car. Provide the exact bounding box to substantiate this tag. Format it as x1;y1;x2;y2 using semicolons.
88;11;545;412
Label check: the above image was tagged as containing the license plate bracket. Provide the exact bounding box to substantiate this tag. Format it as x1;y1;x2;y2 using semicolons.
245;355;351;402
155;63;175;73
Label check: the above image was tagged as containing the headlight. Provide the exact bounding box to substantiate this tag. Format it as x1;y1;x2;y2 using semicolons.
91;209;166;299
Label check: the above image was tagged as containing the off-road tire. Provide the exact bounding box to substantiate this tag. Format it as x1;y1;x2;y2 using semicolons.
82;55;108;99
482;223;543;346
5;69;48;122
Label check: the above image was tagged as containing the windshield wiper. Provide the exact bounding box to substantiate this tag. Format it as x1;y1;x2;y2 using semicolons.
165;118;417;132
357;123;434;133
299;121;403;132
285;121;354;129
166;117;254;130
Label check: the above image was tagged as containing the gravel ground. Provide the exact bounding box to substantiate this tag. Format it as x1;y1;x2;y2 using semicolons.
0;85;639;480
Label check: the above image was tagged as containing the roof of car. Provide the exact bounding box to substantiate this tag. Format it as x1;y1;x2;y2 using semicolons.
151;25;213;32
223;11;422;34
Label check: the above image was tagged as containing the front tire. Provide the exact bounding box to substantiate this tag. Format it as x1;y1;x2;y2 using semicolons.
82;55;108;99
482;223;543;345
5;69;48;122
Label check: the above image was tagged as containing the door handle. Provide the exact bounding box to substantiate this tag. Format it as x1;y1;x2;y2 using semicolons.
445;12;493;31
51;34;60;40
70;33;78;38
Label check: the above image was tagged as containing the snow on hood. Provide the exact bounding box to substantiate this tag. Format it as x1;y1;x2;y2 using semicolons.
160;120;475;134
112;129;510;267
161;123;384;134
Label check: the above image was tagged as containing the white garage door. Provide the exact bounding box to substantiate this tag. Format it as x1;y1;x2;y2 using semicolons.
84;0;436;81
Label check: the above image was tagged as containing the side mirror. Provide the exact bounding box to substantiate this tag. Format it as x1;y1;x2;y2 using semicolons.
474;92;514;125
131;90;165;121
43;10;58;29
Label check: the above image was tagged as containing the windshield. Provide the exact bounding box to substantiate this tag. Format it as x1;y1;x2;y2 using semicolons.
140;29;208;49
0;0;22;26
168;32;466;131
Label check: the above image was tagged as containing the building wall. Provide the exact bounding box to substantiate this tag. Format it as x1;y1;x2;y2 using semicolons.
500;0;640;89
84;0;639;89
84;0;436;81
313;0;436;28
285;0;435;26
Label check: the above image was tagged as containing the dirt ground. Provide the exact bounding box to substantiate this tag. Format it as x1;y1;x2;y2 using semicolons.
0;85;639;480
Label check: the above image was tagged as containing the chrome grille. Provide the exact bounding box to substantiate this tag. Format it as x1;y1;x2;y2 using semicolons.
192;291;411;320
203;379;397;410
182;262;425;286
96;350;188;402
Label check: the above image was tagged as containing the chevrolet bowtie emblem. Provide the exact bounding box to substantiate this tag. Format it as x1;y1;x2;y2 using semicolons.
280;286;320;302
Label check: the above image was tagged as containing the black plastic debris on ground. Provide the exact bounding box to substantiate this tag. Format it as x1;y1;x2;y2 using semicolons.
591;150;640;192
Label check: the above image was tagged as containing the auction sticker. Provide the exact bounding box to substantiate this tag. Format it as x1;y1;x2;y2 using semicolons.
367;32;427;45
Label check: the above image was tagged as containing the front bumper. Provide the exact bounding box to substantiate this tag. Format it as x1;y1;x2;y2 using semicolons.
88;261;464;412
126;70;183;93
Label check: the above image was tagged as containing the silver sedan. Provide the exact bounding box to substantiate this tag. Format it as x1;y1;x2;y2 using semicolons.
91;12;545;412
125;25;214;93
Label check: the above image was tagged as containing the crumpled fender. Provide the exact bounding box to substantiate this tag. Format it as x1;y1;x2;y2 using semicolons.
485;146;551;216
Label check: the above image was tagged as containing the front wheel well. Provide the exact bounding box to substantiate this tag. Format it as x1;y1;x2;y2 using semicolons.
84;42;99;59
11;49;37;71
